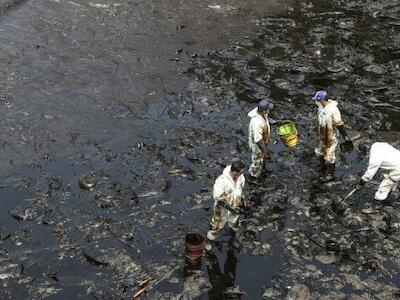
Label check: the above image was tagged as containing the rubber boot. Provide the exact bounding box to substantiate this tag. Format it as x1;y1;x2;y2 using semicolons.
205;238;213;252
205;230;217;252
324;163;335;181
248;174;260;185
381;191;399;207
229;236;240;251
318;156;326;172
228;227;240;251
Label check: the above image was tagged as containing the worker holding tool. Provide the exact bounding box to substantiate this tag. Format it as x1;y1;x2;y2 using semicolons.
357;142;400;201
248;99;273;179
313;90;349;180
206;160;248;252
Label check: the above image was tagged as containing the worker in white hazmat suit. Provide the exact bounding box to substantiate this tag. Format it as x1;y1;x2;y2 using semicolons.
248;100;273;179
313;90;349;179
206;161;247;251
357;142;400;201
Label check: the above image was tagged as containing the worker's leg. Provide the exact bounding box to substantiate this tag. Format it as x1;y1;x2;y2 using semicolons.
375;175;397;201
388;169;400;200
207;205;227;241
383;170;400;227
226;212;240;233
392;181;398;192
315;139;325;157
249;145;265;178
227;212;240;250
315;139;326;170
206;206;229;251
324;138;338;165
390;168;400;192
324;138;338;179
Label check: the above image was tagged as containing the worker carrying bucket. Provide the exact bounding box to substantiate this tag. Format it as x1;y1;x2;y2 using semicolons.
312;90;350;181
276;121;298;148
248;99;273;179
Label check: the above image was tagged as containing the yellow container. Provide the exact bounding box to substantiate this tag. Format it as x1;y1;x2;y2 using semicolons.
277;121;298;148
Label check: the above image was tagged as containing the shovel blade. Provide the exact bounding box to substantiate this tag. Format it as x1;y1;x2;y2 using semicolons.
331;196;348;215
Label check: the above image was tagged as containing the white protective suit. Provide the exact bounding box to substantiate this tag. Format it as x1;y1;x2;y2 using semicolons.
361;142;400;200
315;100;344;163
207;165;245;241
248;108;270;177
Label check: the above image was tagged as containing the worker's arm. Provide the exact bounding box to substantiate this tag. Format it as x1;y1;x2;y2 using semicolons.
253;120;267;155
213;178;227;202
239;177;247;208
361;154;383;183
257;140;268;156
337;125;349;141
332;107;348;141
356;177;368;190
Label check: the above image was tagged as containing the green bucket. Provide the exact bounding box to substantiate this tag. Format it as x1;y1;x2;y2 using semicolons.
276;121;297;147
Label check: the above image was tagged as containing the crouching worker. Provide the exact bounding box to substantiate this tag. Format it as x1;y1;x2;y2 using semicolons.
357;142;400;201
206;161;246;252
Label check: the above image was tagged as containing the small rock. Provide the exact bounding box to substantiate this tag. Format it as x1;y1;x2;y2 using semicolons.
79;176;96;190
263;287;282;298
161;179;172;191
286;284;310;300
361;208;374;214
315;253;337;264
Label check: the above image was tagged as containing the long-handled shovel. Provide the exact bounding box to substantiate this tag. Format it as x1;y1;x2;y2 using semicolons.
331;187;358;214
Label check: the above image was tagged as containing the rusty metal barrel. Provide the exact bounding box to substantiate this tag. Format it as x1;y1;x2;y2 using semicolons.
185;232;204;269
185;232;204;259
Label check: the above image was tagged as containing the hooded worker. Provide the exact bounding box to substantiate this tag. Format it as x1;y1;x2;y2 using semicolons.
357;142;400;201
248;99;273;179
206;160;246;251
313;91;349;179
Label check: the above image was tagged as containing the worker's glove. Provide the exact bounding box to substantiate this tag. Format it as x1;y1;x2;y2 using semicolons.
257;140;268;157
340;140;354;152
338;125;349;141
355;178;367;190
229;206;241;215
264;148;270;159
216;201;240;215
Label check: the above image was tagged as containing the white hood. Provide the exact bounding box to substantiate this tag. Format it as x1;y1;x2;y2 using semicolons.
316;100;338;110
222;165;232;177
248;107;259;118
326;100;338;110
222;165;245;186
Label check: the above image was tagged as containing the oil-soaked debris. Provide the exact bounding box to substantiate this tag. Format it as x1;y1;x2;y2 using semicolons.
83;249;109;267
177;270;211;299
30;282;61;299
0;251;22;281
286;284;310;300
315;253;337;264
79;175;96;190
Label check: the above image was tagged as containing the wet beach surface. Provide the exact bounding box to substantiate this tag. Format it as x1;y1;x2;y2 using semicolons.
1;0;400;299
